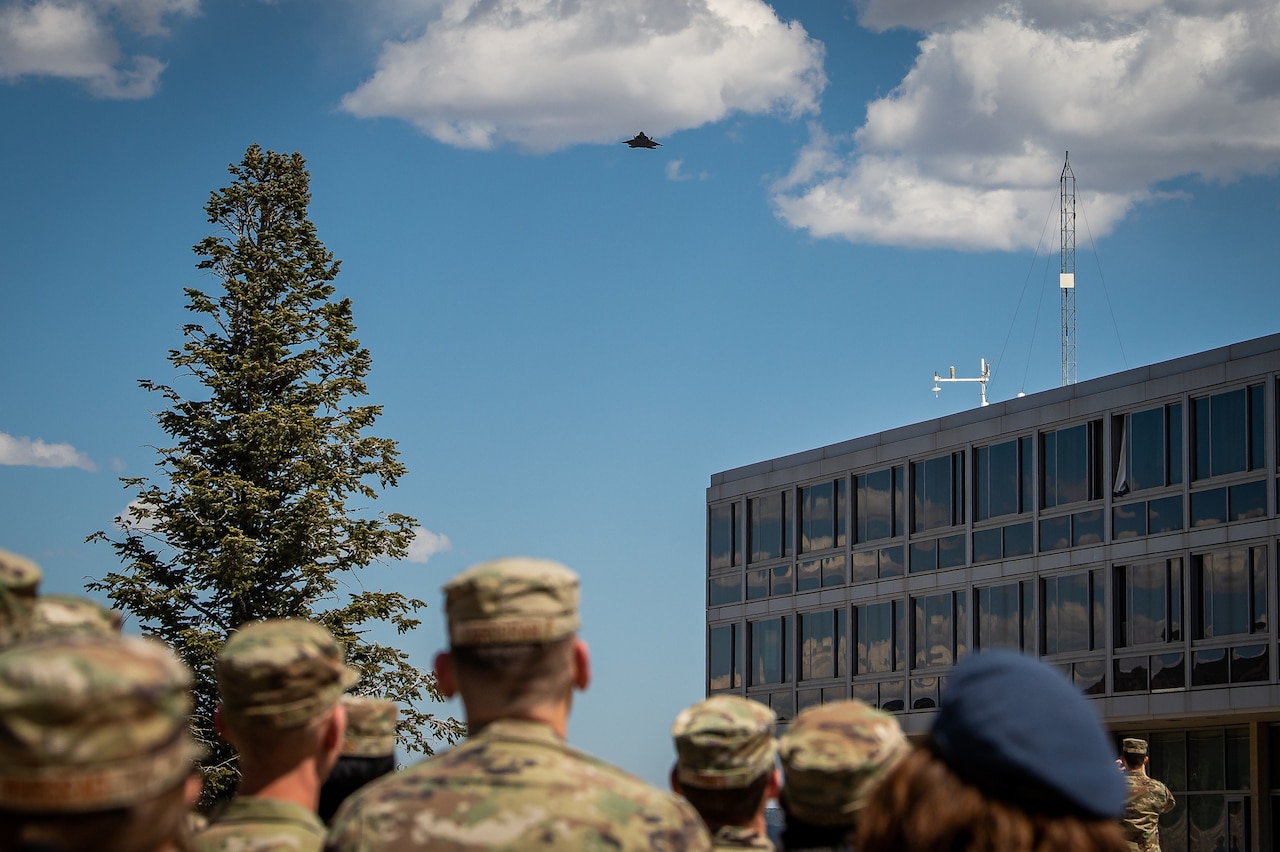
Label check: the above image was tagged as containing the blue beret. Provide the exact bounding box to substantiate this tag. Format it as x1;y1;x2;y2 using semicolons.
929;650;1126;819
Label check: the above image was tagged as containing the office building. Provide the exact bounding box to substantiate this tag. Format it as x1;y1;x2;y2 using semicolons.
706;333;1280;851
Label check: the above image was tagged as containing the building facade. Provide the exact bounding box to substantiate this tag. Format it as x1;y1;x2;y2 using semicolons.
706;333;1280;852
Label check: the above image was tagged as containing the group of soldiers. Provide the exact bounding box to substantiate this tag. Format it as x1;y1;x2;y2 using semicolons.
0;548;1178;851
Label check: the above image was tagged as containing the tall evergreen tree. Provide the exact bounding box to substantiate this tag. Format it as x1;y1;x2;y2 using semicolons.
89;145;462;798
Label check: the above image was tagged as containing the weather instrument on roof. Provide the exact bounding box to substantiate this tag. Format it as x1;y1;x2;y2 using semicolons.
623;132;661;149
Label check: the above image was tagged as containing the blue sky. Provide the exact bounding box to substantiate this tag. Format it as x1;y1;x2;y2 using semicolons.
2;0;1279;786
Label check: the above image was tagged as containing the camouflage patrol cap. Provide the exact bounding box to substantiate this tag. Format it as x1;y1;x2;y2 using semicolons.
1122;737;1149;755
29;594;123;637
341;695;398;757
672;695;777;790
444;557;580;647
0;632;200;812
778;699;909;827
0;548;42;647
216;619;360;730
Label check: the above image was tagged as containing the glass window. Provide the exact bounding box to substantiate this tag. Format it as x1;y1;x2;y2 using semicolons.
1229;479;1267;521
879;679;905;712
708;574;741;606
938;533;966;569
911;676;939;710
1188;730;1226;791
1114;656;1148;693
796;558;821;593
709;502;740;571
975;437;1033;521
750;616;792;686
851;550;876;584
709;624;741;691
800;479;846;553
878;545;904;579
769;691;796;724
913;452;965;533
912;592;965;669
1151;652;1185;691
749;492;792;563
771;563;793;596
821;555;846;588
1193;384;1265;480
1148;495;1183;535
1115;558;1183;648
855;466;904;543
855;600;905;674
746;569;768;601
1005;522;1034;557
1231;644;1268;683
1042;421;1102;508
973;527;1001;563
1073;509;1104;546
1113;403;1183;496
977;582;1029;651
1039;515;1071;552
1074;659;1106;695
1043;570;1100;655
1191;487;1227;528
1194;546;1267;639
799;609;847;681
1113;502;1146;540
910;540;936;574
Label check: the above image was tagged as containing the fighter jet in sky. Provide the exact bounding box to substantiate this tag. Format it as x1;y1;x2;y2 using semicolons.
623;132;661;149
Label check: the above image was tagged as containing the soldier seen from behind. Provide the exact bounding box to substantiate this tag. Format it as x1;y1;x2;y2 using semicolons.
776;700;908;851
194;619;358;852
858;650;1129;852
1119;737;1175;852
0;632;203;852
318;696;398;824
670;695;779;850
326;556;712;851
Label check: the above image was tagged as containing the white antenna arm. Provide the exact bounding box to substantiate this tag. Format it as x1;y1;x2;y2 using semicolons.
931;359;991;406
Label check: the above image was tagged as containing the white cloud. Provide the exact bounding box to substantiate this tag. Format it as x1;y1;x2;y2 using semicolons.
0;431;97;471
775;0;1280;250
114;498;157;531
0;0;195;98
666;158;709;181
342;0;826;151
405;528;452;564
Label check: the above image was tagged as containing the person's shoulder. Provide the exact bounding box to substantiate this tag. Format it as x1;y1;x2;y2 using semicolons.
194;796;326;852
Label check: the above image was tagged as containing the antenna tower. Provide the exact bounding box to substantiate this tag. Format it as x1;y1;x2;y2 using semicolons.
1060;152;1077;386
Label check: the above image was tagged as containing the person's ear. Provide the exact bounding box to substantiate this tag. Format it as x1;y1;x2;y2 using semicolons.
572;638;591;691
767;767;781;800
213;705;231;743
434;651;456;698
669;765;682;795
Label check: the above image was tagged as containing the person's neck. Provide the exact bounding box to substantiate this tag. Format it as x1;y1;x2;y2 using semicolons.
237;759;322;812
466;703;571;739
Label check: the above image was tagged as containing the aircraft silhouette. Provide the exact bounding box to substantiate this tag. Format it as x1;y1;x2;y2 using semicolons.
623;132;661;149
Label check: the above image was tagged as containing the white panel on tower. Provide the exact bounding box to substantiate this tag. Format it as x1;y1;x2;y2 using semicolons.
1060;273;1075;289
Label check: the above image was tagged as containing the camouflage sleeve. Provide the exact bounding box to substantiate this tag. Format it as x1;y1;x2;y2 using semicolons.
1158;783;1176;815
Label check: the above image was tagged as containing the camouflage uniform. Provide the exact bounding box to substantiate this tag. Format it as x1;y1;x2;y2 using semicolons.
776;700;909;850
672;695;778;851
327;556;712;852
0;632;200;845
29;593;123;637
1120;738;1174;852
195;619;360;852
340;696;398;758
0;548;41;648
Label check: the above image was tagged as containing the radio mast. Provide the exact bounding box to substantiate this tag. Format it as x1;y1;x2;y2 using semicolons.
1060;152;1077;386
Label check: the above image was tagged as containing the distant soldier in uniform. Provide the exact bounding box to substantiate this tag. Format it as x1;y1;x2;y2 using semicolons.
1119;737;1175;852
776;700;909;851
326;556;712;851
670;695;779;850
0;548;41;648
318;696;398;824
0;631;202;851
194;619;358;852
